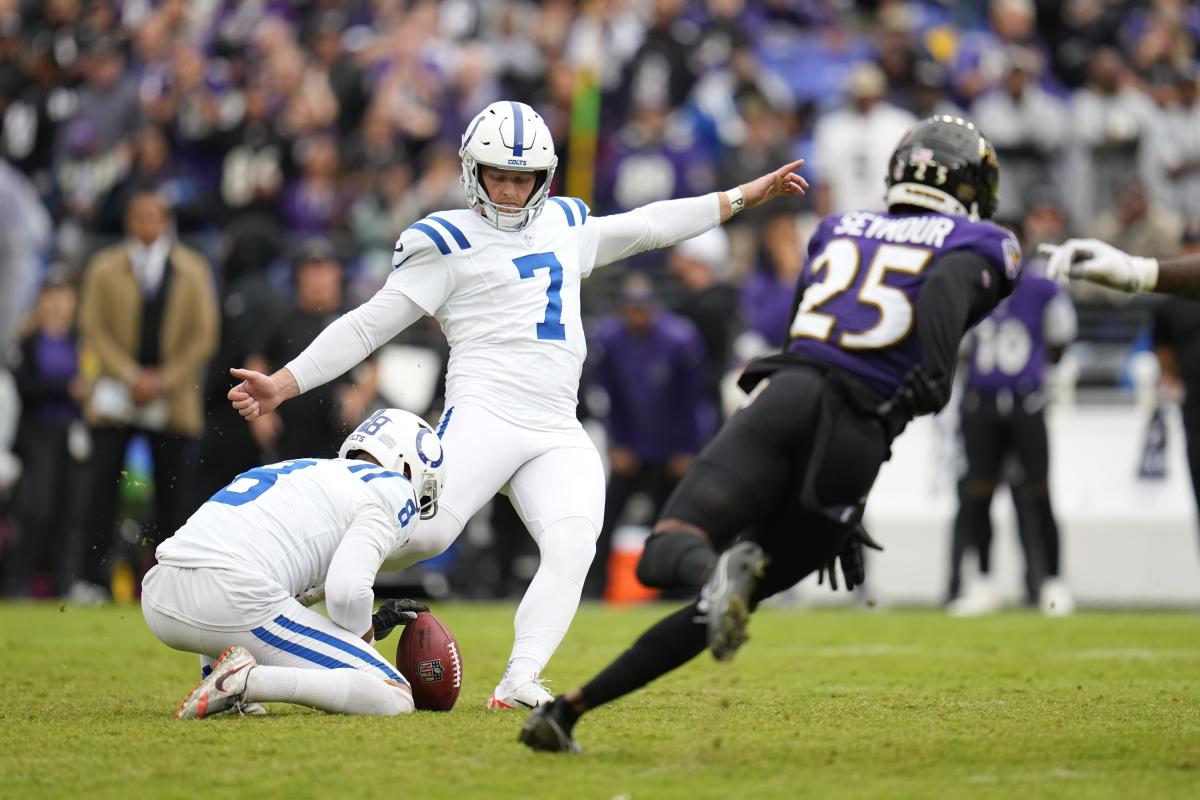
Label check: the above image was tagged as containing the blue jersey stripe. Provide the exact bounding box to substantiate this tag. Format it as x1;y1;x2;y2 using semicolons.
346;463;376;473
510;100;524;157
570;197;588;223
272;615;405;682
437;406;454;437
410;222;451;255
425;216;471;250
549;197;575;226
360;470;407;483
250;626;357;671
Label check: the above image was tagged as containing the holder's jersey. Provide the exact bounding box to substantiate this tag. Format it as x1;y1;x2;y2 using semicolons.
154;458;419;598
387;201;598;431
786;210;1021;397
965;273;1075;395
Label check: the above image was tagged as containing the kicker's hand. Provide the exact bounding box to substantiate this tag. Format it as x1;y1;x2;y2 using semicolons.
371;599;430;641
741;159;810;210
228;367;295;420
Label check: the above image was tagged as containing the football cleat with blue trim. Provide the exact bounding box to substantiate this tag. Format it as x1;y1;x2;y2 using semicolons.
177;646;257;720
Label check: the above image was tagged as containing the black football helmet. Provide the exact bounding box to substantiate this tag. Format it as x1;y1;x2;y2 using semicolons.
884;115;1000;220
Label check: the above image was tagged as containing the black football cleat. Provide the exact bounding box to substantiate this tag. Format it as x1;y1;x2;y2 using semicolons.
518;698;582;753
701;541;769;662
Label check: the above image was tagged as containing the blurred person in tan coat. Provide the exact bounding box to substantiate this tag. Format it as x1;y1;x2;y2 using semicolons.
77;188;218;599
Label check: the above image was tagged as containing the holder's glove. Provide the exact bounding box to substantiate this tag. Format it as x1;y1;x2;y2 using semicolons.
371;598;430;641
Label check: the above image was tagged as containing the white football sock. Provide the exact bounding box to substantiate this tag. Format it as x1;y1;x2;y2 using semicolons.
245;666;413;716
503;517;596;688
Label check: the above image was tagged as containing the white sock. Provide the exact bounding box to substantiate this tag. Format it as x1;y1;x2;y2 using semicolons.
503;518;596;688
245;666;413;716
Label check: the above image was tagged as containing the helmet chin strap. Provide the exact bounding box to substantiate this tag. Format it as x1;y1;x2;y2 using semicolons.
475;199;531;231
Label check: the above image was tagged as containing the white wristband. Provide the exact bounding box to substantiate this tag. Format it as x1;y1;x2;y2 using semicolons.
726;186;745;216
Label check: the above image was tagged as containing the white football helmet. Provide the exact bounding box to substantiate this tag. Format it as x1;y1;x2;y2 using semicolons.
459;100;557;231
338;409;446;519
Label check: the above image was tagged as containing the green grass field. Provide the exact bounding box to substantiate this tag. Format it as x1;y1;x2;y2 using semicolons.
1;602;1197;799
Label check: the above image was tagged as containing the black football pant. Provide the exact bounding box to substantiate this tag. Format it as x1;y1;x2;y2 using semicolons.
577;367;891;711
948;391;1061;602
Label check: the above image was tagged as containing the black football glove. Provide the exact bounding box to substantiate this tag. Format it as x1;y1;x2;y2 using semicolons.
884;366;949;419
817;525;884;592
371;598;430;641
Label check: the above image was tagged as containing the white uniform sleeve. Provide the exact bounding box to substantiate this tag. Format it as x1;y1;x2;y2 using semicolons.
579;193;722;274
324;503;397;636
1043;288;1077;348
284;230;450;394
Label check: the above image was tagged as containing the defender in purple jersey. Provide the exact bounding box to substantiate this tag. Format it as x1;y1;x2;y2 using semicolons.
522;116;1020;753
948;273;1077;616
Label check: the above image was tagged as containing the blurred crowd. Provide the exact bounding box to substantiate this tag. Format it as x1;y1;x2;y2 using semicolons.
0;0;1198;602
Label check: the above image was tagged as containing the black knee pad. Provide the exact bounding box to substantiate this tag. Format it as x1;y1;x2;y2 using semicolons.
636;530;713;590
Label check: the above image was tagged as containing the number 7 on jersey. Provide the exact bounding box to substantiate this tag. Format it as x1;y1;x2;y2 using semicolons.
512;252;567;341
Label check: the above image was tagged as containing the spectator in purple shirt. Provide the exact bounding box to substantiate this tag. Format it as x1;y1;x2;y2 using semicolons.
6;269;87;598
585;274;713;599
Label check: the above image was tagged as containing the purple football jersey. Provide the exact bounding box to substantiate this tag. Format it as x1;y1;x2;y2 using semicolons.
965;274;1064;394
786;210;1021;397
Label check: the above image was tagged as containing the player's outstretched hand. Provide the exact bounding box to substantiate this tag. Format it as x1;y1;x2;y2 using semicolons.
741;158;810;210
371;598;431;641
228;367;282;420
1040;239;1157;293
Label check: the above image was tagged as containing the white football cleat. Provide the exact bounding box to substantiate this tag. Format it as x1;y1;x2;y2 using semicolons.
1039;578;1075;617
212;701;268;717
487;677;553;710
948;579;1001;617
177;646;257;720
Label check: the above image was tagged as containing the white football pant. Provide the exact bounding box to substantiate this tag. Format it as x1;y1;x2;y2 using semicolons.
142;566;412;716
385;403;604;690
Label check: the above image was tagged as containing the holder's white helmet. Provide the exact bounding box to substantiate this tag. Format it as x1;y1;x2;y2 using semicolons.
459;101;557;231
338;409;446;519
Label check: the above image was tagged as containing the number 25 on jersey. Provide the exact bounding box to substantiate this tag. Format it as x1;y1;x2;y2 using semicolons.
791;239;932;350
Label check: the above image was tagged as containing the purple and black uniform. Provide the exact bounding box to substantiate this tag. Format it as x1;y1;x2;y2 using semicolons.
965;274;1072;397
952;274;1075;600
785;210;1021;400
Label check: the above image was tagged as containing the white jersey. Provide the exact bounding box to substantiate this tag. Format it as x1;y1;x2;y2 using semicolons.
388;202;595;430
155;458;419;601
283;193;723;430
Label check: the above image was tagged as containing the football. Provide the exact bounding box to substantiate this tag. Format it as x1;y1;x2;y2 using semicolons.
395;611;463;711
